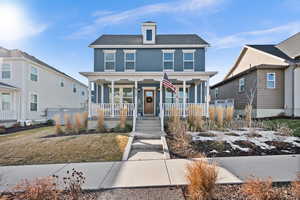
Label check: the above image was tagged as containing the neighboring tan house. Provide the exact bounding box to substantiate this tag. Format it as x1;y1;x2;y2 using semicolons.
0;47;88;126
80;21;217;130
211;32;300;118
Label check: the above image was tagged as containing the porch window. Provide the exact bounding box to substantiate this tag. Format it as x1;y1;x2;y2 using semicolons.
1;93;11;111
163;51;174;70
124;51;135;71
109;88;120;103
183;50;194;70
104;51;115;71
30;66;38;82
178;87;189;103
30;94;38;111
239;78;245;92
267;73;276;89
165;89;176;103
122;88;133;103
2;64;11;79
109;87;133;103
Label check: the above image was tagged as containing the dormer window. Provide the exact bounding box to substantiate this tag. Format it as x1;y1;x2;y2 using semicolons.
141;21;156;44
146;30;152;41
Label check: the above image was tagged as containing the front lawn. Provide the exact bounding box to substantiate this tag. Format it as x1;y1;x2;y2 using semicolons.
262;118;300;137
0;127;128;166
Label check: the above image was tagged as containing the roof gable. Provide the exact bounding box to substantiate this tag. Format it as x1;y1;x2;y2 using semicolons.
276;32;300;59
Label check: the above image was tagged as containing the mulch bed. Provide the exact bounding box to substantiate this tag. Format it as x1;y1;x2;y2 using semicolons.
0;124;51;135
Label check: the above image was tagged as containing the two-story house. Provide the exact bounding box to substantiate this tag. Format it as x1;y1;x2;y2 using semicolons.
80;22;217;130
0;47;88;126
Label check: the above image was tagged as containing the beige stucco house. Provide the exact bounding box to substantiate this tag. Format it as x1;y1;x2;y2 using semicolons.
211;32;300;118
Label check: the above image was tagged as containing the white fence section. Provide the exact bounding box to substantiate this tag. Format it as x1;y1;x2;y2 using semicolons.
163;103;207;117
0;111;17;121
91;103;135;117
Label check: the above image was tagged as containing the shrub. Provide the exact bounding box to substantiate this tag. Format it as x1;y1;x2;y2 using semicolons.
170;107;180;124
216;106;224;127
276;123;294;136
45;119;54;126
53;115;64;135
225;106;234;122
292;173;300;199
120;107;128;129
81;112;89;130
113;123;132;133
64;114;73;134
208;106;215;121
97;109;105;132
13;177;61;200
186;158;218;200
241;177;279;200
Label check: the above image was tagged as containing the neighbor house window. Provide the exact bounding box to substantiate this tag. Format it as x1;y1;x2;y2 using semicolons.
239;78;245;92
146;29;152;41
30;94;37;111
60;79;64;87
124;51;135;71
267;73;276;88
1;93;11;111
81;91;85;96
178;87;189;103
104;50;116;71
183;50;195;70
215;88;219;98
73;84;77;93
30;66;38;81
1;64;11;79
163;50;174;70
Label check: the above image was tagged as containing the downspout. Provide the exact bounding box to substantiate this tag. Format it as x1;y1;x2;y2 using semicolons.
292;63;300;117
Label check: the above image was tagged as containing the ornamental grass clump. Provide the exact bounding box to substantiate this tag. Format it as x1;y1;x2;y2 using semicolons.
241;177;279;200
245;104;253;127
186;158;218;200
292;173;300;199
74;113;83;133
225;106;234;122
120;106;128;129
208;106;215;121
168;107;181;134
170;107;180;124
97;109;105;132
82;112;89;130
188;104;204;131
216;106;224;127
64;114;73;134
54;115;63;135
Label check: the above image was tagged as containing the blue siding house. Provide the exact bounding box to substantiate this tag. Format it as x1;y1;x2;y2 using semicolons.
80;22;217;128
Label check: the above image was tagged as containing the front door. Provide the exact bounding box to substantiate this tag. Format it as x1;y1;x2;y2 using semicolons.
144;90;154;115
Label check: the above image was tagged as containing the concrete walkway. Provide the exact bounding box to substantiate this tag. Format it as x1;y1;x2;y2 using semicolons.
0;155;298;192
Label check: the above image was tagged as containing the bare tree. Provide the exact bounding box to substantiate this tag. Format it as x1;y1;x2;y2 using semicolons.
245;79;257;127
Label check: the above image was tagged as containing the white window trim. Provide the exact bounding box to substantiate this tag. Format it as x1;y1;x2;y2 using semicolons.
239;78;245;92
1;63;12;80
30;65;39;82
124;50;136;71
162;50;175;71
1;92;12;111
183;50;195;71
29;92;38;112
103;50;116;72
266;72;276;89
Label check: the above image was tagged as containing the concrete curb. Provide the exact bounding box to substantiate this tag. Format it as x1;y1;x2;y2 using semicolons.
161;135;170;159
122;135;135;161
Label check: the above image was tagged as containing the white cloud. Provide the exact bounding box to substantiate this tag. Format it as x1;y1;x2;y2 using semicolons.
212;21;300;49
0;4;47;42
69;0;222;38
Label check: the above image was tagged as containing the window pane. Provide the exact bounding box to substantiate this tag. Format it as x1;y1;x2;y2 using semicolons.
2;93;10;111
126;53;134;61
125;62;134;69
164;61;173;69
123;98;133;103
105;62;115;70
267;81;275;88
184;53;193;60
31;67;38;81
2;71;10;79
184;61;193;69
164;53;173;61
146;30;152;41
30;94;37;111
268;73;275;81
105;53;114;61
123;88;133;97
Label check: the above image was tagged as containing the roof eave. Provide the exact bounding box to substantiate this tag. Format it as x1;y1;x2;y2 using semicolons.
88;44;209;48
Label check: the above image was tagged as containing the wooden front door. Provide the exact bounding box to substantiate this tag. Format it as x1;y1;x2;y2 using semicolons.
144;90;154;115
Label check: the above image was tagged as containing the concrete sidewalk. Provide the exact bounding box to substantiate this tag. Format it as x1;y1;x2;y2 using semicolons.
0;155;298;191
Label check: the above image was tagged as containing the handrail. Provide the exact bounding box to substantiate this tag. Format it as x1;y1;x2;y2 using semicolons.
160;105;164;132
132;106;137;132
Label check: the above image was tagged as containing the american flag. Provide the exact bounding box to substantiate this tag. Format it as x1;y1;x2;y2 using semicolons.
162;73;176;93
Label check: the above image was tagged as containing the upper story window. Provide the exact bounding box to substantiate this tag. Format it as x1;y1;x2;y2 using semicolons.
239;78;245;92
81;91;85;96
73;84;77;93
267;73;276;88
30;94;38;111
124;50;136;71
30;66;38;82
163;50;174;71
1;64;11;79
104;50;116;71
215;88;219;98
183;50;195;71
1;93;11;111
146;30;152;41
60;79;64;87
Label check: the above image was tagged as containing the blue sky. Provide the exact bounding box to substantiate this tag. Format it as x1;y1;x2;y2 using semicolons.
0;0;300;85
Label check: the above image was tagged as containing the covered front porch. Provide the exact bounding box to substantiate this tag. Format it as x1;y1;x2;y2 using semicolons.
80;72;216;131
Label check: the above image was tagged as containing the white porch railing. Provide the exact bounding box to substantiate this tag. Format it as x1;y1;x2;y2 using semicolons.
0;111;17;121
91;103;135;117
163;103;207;117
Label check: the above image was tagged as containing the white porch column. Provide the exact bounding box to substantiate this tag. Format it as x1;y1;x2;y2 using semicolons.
101;84;104;103
95;83;99;103
183;80;186;118
111;81;115;117
200;82;203;103
206;79;210;117
194;83;198;103
160;80;163;116
88;80;92;118
135;80;138;116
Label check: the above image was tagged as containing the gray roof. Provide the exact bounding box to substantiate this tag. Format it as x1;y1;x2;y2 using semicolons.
276;32;300;59
89;34;209;46
0;82;18;89
0;47;87;87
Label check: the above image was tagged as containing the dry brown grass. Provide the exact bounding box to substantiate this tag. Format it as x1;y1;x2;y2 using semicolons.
245;104;252;127
225;106;234;122
74;113;83;133
292;173;300;199
0;127;129;165
64;114;73;134
97;109;105;131
209;106;215;121
241;177;279;200
186;158;218;200
120;107;128;129
188;104;204;131
216;106;224;127
54;115;63;135
170;107;180;124
82;112;88;129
